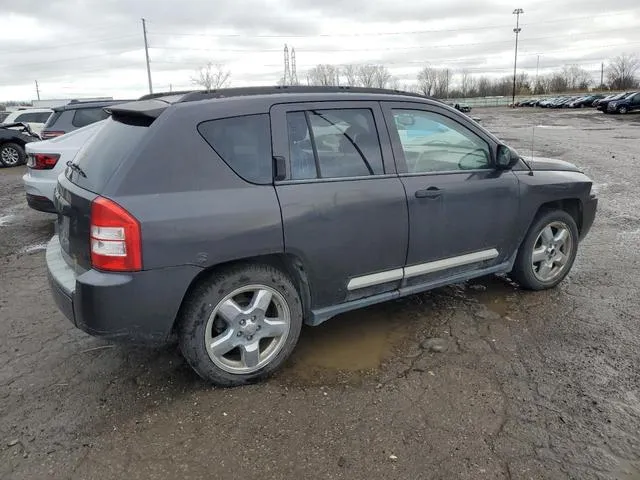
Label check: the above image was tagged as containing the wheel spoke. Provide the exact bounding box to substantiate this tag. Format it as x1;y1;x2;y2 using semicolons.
261;318;288;338
538;261;553;278
554;252;568;266
210;329;237;357
532;246;547;264
217;299;243;323
249;289;273;315
240;341;261;368
554;228;569;247
541;226;554;246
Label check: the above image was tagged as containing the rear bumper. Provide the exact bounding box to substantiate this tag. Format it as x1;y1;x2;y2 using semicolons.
580;196;598;240
26;193;56;213
22;172;56;212
46;235;202;343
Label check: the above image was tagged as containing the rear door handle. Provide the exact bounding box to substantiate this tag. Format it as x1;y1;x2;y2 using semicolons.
415;187;442;199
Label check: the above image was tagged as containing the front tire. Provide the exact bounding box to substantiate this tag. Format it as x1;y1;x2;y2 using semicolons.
619;106;628;114
178;264;303;387
510;210;579;290
0;143;26;167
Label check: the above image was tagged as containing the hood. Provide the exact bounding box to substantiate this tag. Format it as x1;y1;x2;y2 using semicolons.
520;156;581;172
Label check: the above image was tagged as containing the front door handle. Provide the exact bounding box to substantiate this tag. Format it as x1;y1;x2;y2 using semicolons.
415;187;442;199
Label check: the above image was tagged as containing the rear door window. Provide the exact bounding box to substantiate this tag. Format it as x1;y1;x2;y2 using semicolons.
197;114;272;184
72;108;110;128
286;108;384;180
67;118;148;193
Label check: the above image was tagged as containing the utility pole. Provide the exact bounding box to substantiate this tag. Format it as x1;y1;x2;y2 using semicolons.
512;8;524;107
34;80;40;100
535;55;540;86
141;18;153;94
445;69;450;99
600;62;604;89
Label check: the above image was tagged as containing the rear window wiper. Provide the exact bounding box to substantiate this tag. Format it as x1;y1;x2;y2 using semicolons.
66;161;87;178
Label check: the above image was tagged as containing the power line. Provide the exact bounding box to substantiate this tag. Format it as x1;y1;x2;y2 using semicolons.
145;26;639;54
0;35;138;55
147;10;635;38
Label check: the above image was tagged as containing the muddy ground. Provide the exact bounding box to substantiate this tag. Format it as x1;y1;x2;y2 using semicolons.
1;108;639;480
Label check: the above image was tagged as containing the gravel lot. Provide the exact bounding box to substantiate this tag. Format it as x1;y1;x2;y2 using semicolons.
1;108;639;480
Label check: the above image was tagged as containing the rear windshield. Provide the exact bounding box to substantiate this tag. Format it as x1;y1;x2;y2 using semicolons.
72;107;110;127
67;118;147;193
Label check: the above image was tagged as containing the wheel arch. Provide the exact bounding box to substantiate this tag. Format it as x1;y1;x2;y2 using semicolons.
535;198;583;235
171;253;313;337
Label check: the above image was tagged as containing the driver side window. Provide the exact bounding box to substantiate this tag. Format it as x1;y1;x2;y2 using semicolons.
392;109;491;173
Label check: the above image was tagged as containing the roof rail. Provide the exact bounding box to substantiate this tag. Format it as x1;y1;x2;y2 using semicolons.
175;85;431;103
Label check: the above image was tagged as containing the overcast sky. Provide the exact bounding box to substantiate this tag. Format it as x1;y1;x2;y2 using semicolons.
0;0;638;101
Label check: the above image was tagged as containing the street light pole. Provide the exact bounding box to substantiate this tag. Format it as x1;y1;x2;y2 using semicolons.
512;8;524;107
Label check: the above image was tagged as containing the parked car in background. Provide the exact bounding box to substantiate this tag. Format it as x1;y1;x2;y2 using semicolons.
40;99;130;140
593;94;615;108
0;122;40;167
568;94;605;108
1;108;53;136
597;92;629;111
607;91;640;114
23;120;105;212
46;86;597;386
0;112;9;123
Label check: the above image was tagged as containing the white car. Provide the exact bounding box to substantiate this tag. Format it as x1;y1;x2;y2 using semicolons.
2;108;53;136
22;120;104;213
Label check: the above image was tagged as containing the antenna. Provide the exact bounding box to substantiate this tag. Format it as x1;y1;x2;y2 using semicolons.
283;44;291;86
290;48;299;86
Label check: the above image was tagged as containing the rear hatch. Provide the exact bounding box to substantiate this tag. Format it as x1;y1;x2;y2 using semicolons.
54;116;152;271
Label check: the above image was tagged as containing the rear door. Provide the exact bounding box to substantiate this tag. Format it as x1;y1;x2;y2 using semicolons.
270;101;408;309
382;102;520;285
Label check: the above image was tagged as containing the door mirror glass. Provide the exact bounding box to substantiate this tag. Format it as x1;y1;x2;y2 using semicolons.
496;144;520;169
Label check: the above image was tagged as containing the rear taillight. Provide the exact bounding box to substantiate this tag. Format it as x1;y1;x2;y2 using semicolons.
27;153;60;169
90;197;142;272
41;131;65;139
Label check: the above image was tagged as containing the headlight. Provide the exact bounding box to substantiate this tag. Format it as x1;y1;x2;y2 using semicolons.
590;183;600;197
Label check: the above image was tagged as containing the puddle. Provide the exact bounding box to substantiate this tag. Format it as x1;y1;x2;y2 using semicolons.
19;243;47;254
464;276;519;317
0;214;16;226
282;305;413;384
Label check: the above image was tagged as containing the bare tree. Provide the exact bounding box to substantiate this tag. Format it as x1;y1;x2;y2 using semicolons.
607;54;640;90
372;65;392;88
356;65;378;88
460;69;476;97
342;64;359;86
433;69;450;98
417;66;437;96
191;63;231;91
306;64;340;86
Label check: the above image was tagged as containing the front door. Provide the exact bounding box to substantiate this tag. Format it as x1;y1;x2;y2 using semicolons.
382;102;520;284
270;101;409;310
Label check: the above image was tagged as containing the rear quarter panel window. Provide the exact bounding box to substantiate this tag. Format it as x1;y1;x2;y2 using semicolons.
197;114;272;184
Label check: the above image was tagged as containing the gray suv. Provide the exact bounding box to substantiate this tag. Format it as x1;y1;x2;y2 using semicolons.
40;99;131;140
47;87;597;386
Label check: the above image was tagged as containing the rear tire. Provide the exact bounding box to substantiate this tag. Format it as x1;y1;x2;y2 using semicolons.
510;210;579;290
0;142;26;167
178;264;303;387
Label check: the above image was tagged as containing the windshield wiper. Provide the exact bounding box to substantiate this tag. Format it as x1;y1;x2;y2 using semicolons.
66;161;87;178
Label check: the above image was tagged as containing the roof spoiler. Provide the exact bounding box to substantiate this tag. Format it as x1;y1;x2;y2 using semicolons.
106;99;169;125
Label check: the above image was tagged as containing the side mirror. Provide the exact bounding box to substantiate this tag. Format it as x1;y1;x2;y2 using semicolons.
496;144;520;169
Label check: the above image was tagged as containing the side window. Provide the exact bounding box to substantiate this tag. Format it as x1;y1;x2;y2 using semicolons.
15;112;38;123
198;114;272;184
287;108;384;180
392;109;491;173
72;108;109;127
